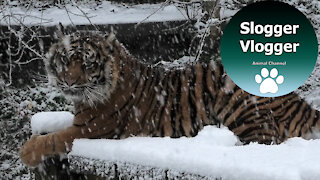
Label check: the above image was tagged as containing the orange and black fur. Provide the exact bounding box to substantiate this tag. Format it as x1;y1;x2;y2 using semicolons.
20;25;320;167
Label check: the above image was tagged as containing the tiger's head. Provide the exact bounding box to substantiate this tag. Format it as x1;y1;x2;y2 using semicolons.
45;24;119;106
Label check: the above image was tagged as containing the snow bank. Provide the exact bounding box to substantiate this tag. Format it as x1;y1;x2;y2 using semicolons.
31;111;74;134
70;126;320;180
0;1;187;26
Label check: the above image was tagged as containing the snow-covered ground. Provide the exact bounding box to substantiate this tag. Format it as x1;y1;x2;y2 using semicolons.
0;1;189;26
0;86;73;179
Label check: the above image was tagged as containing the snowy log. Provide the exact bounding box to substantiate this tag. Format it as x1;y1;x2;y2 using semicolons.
30;113;320;180
68;156;215;180
66;127;320;180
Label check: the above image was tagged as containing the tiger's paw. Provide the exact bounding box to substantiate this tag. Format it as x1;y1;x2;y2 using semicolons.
20;135;47;167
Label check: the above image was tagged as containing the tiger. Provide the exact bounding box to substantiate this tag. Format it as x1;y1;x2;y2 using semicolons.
20;24;320;167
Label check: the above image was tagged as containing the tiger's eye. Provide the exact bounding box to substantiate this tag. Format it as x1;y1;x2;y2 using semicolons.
84;51;96;62
83;61;96;69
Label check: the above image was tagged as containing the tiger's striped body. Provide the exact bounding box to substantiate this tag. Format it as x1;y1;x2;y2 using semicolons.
96;58;319;144
20;29;320;167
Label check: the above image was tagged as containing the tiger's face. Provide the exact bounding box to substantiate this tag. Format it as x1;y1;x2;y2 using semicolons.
45;30;117;105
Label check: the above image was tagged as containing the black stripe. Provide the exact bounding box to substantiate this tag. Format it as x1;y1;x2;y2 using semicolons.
201;63;211;125
109;65;143;117
237;125;262;138
134;67;152;109
176;71;186;137
138;70;160;133
223;88;248;122
227;100;271;130
75;108;91;116
297;104;311;137
145;70;163;136
243;132;275;144
237;95;297;125
169;71;179;137
87;116;98;124
135;68;155;135
281;100;303;129
311;110;319;127
188;66;198;136
73;124;86;127
217;62;225;88
291;102;307;133
216;92;233;116
204;63;217;101
157;75;170;134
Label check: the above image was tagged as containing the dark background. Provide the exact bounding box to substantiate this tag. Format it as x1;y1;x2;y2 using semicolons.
0;20;198;87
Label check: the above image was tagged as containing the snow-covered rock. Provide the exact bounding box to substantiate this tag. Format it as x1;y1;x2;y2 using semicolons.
31;111;74;134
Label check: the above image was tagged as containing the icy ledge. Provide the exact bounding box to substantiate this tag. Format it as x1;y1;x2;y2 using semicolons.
69;126;320;180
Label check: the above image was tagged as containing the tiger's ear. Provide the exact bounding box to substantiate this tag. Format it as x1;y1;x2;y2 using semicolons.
106;32;116;43
105;31;116;50
56;22;65;40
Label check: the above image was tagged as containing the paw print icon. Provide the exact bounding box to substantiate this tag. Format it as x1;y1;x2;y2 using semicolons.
255;68;284;94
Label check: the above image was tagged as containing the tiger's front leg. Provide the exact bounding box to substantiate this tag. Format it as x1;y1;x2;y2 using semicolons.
20;110;116;167
19;125;83;167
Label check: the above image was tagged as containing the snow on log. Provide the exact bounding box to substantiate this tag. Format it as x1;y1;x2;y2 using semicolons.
68;155;213;180
69;126;320;180
29;112;320;179
31;112;74;134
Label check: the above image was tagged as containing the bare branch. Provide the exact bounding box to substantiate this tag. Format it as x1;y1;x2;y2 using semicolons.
64;6;75;26
1;0;47;86
135;0;171;28
71;0;99;31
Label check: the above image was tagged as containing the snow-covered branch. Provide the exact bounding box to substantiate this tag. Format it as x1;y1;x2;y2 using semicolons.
0;1;48;86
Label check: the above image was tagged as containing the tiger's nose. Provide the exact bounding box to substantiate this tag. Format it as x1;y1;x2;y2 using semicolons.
65;77;76;86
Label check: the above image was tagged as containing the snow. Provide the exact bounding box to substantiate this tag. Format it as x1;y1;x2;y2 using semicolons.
69;126;320;180
0;0;319;179
220;8;238;20
0;1;188;26
154;56;196;70
31;111;74;134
